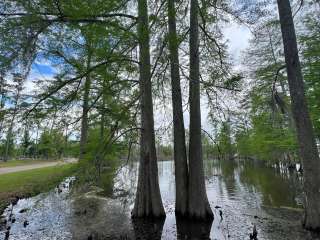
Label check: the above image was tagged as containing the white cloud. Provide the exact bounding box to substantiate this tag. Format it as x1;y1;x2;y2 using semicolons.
23;69;55;95
223;23;252;64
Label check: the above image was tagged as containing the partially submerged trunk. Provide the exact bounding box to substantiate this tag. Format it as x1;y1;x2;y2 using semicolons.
132;218;165;239
176;217;213;239
79;51;92;160
167;0;189;216
277;0;320;231
132;0;165;218
187;0;213;220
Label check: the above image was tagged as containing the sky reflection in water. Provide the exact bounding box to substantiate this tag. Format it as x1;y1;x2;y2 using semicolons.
2;160;319;240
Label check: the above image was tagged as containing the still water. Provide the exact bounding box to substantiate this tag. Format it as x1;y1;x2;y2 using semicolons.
1;159;319;240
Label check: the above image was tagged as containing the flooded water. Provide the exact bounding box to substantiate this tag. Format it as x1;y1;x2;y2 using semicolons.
1;159;319;240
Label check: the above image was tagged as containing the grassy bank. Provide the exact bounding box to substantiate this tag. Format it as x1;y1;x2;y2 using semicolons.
0;163;78;213
0;159;58;168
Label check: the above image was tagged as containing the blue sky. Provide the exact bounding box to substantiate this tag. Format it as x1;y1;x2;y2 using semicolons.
24;22;252;138
23;57;57;95
32;62;55;75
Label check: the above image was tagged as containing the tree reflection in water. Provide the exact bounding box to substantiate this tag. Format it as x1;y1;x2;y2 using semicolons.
176;217;213;240
132;218;165;240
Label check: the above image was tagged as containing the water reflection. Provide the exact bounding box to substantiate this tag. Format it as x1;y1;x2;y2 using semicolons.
1;159;318;240
238;161;303;208
176;218;213;240
132;218;165;240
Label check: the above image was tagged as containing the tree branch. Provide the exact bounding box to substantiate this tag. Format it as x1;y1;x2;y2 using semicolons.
0;12;137;20
25;57;139;116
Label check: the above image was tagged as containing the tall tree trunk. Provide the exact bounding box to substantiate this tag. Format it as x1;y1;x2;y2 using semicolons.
277;0;320;231
64;122;68;157
4;126;13;162
79;51;92;160
100;95;106;141
0;75;5;137
35;122;40;159
167;0;189;216
4;77;22;162
188;0;213;219
99;78;107;141
132;0;165;218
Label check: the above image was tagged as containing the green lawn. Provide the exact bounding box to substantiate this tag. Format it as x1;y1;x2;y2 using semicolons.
0;163;78;213
0;159;58;168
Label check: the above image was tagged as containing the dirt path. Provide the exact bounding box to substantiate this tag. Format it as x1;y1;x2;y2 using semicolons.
0;159;77;175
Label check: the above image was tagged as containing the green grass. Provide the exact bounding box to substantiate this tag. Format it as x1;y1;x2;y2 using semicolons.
0;163;78;213
0;159;58;168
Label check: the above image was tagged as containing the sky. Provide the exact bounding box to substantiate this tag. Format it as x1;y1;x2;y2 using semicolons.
154;23;252;138
25;21;253;140
223;24;252;64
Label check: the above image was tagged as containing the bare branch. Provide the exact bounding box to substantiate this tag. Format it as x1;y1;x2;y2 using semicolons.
201;128;221;154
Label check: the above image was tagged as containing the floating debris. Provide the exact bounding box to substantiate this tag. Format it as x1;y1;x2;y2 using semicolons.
249;224;258;240
23;220;29;228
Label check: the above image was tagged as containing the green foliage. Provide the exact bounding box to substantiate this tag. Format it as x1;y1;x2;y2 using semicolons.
216;121;235;158
38;129;65;159
21;128;33;156
78;127;124;185
0;135;15;159
202;134;216;159
236;113;297;162
234;17;299;163
301;14;320;138
64;140;80;158
157;144;173;160
223;74;243;90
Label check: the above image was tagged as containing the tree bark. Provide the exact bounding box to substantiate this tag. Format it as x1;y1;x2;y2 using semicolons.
79;50;92;160
0;76;5;137
188;0;213;219
4;76;23;161
132;0;165;218
100;79;107;141
167;0;189;216
277;0;320;231
132;218;165;239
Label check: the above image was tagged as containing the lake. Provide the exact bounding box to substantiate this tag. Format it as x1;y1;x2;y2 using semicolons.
1;159;319;240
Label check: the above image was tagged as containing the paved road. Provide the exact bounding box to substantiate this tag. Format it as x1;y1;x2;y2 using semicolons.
0;159;77;175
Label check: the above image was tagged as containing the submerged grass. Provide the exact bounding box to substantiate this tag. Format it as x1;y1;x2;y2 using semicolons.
0;163;78;213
